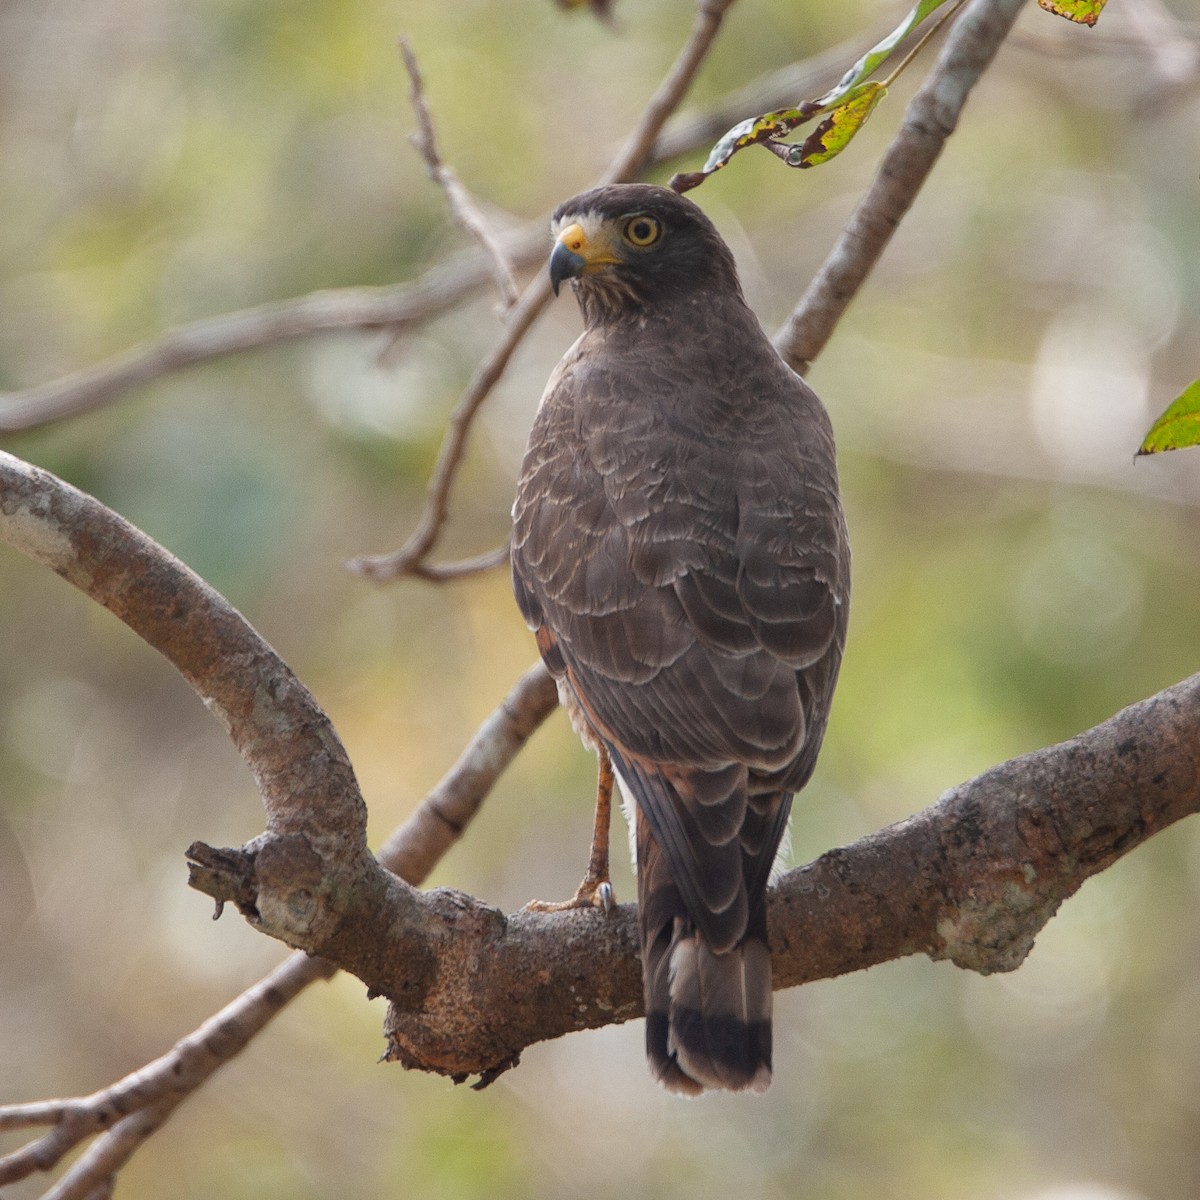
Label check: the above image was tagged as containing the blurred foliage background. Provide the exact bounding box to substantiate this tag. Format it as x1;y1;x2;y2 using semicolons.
3;0;1200;1197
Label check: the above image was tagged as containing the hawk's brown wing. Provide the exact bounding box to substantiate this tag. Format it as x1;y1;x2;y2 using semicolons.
512;323;847;922
512;309;848;1092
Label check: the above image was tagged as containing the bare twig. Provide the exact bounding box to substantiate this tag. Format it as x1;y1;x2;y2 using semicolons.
0;960;320;1198
0;252;542;434
400;37;520;308
773;0;1027;374
345;274;552;580
349;0;740;582
0;1;817;438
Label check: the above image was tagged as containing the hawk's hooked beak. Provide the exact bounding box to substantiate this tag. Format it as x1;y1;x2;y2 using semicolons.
549;236;585;297
548;221;619;296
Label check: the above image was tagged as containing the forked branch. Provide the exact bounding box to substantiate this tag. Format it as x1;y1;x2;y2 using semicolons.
0;453;557;1197
349;0;740;581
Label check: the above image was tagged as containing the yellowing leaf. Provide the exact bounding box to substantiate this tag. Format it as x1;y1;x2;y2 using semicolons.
794;83;888;168
1137;379;1200;455
672;0;956;192
699;105;815;176
1037;0;1108;26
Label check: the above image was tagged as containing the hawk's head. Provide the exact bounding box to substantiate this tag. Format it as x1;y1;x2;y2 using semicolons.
548;184;741;322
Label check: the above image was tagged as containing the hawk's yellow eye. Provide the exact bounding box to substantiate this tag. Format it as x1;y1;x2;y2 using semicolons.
624;215;661;247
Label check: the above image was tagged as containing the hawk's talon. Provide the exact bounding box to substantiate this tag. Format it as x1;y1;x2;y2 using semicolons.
524;875;616;914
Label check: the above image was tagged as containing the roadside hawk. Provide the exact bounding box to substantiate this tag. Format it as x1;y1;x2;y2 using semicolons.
511;183;850;1095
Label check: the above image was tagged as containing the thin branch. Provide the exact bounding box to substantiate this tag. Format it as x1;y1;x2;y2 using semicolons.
773;0;1027;374
599;0;739;186
348;0;740;582
345;275;552;580
0;955;328;1190
0;0;808;438
0;255;536;434
400;36;520;308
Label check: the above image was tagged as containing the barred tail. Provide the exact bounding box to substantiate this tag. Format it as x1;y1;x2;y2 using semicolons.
637;810;773;1095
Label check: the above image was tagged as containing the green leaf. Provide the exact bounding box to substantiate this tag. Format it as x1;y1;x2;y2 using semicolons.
792;82;888;168
1137;379;1200;455
819;0;952;107
1037;0;1108;25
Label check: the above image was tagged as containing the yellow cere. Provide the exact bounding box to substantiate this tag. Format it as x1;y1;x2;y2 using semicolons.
559;223;588;254
557;217;621;269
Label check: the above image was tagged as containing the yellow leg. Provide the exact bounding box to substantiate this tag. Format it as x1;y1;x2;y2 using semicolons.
526;747;615;913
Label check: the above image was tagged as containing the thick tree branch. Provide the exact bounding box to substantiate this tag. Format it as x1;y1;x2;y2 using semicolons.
382;671;1200;1080
774;0;1027;373
0;449;384;952
0;661;557;1195
0;454;567;1000
8;443;1190;1089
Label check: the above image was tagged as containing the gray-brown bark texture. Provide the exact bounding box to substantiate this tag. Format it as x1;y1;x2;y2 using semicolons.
383;673;1200;1081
